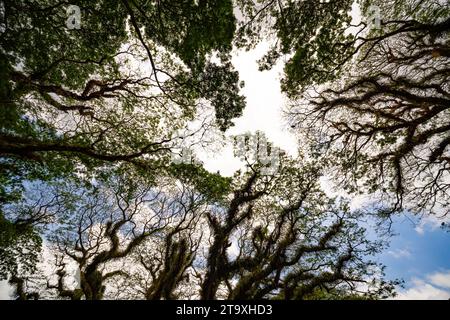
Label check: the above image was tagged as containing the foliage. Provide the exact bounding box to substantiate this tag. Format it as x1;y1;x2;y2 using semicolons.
0;0;245;283
0;212;42;280
3;0;445;300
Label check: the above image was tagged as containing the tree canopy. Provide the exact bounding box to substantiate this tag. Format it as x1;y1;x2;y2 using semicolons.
4;144;398;300
1;0;245;292
285;0;450;214
1;0;448;300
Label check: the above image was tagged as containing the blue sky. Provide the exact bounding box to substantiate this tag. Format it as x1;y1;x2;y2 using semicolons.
378;215;450;299
381;216;450;280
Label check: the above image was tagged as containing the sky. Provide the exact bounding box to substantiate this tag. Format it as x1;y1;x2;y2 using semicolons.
381;215;450;299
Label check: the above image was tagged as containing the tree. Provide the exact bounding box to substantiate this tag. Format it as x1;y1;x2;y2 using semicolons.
197;144;397;299
0;0;245;203
0;1;410;301
11;140;398;300
0;181;65;281
0;0;245;281
42;171;208;300
287;0;450;214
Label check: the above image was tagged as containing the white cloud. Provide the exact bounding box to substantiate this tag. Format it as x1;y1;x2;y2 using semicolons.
396;271;450;300
415;224;425;235
387;248;412;259
0;280;12;300
413;214;450;235
199;42;298;177
396;197;450;236
229;42;298;157
427;270;450;289
198;141;243;177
